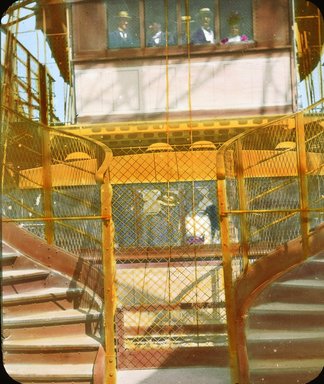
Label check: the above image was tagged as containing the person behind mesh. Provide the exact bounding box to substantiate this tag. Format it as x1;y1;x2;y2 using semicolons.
221;11;249;44
109;10;134;48
204;204;221;244
146;20;175;47
191;8;215;45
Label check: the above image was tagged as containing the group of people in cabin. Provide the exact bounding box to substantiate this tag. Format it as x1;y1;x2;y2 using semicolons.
109;8;250;49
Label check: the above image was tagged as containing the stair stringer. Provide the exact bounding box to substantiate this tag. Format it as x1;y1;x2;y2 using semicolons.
2;220;104;313
2;220;105;383
233;223;324;383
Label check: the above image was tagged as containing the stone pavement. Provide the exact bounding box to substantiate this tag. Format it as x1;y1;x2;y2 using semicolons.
117;367;231;384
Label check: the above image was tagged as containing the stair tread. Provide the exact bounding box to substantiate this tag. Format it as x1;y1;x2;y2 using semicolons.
3;269;49;279
1;252;18;259
250;358;324;371
4;308;101;326
310;258;324;263
5;363;93;377
3;287;82;304
248;329;324;341
251;302;324;312
277;279;324;288
4;334;100;349
1;243;20;255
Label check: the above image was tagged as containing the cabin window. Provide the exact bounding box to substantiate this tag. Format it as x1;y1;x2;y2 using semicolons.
144;0;177;47
107;0;140;48
105;0;254;50
219;0;253;44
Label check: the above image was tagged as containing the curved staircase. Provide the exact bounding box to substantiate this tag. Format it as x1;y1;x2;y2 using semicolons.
2;241;102;384
246;250;324;383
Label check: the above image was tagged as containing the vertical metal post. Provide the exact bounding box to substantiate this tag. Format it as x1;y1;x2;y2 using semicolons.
39;63;54;244
1;30;15;189
217;152;240;384
27;54;32;119
233;140;251;383
235;140;249;272
101;174;117;384
295;112;309;259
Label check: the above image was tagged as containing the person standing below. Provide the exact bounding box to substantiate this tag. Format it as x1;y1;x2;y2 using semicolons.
109;10;134;48
191;8;215;45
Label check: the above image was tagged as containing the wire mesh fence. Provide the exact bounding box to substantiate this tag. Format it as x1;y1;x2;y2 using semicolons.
110;144;228;368
1;106;112;313
2;100;323;374
217;98;324;290
214;99;324;382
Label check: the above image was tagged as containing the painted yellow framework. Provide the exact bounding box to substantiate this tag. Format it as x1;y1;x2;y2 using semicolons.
18;148;323;189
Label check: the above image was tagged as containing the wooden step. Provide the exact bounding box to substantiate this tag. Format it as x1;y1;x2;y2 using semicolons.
3;334;101;365
248;329;324;342
250;357;324;370
280;257;324;280
275;279;324;288
1;242;20;254
3;308;101;328
3;287;82;305
248;302;324;329
2;269;49;284
4;334;100;351
3;334;100;364
247;329;324;359
0;252;18;266
4;322;101;340
249;358;324;384
251;302;324;314
5;363;94;382
269;279;324;303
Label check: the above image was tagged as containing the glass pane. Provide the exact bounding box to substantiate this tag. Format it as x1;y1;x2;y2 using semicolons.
181;0;217;45
107;0;140;48
219;0;253;44
144;0;177;47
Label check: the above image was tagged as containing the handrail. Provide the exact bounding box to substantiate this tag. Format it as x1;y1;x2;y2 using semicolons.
216;98;324;383
217;98;324;158
1;106;116;383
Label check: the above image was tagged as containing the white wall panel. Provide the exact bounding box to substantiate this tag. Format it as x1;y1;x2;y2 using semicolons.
111;69;140;112
74;54;292;118
142;65;177;112
75;70;105;115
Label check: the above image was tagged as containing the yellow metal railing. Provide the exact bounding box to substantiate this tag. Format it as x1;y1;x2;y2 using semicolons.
1;105;116;382
216;99;324;383
2;99;323;383
1;29;58;124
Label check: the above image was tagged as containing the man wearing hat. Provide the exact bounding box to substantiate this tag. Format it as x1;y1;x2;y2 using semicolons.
147;20;175;47
109;10;134;48
191;8;215;45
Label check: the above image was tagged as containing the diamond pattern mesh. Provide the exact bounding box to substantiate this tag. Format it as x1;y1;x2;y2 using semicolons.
111;145;226;368
218;103;324;279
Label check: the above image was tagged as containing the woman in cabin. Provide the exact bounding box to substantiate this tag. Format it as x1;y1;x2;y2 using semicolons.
221;11;249;44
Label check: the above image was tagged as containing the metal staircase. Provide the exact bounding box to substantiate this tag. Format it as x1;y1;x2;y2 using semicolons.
247;250;324;383
2;241;101;384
